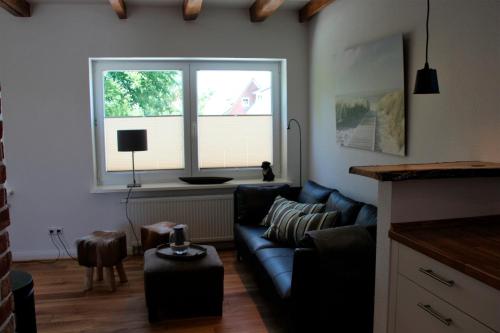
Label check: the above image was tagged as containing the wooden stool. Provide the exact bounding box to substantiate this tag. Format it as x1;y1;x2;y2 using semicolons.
76;231;127;292
141;221;176;251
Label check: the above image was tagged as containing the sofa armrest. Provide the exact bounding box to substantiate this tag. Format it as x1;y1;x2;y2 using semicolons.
291;226;376;332
291;247;320;300
233;184;293;225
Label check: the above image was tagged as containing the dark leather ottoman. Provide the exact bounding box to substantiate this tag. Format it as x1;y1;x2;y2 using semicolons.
144;245;224;322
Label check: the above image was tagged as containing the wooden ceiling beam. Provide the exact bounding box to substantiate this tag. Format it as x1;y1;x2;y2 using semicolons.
299;0;335;22
250;0;285;22
183;0;203;21
0;0;31;17
109;0;127;19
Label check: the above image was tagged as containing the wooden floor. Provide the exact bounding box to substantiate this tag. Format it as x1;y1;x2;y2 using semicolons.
13;251;286;333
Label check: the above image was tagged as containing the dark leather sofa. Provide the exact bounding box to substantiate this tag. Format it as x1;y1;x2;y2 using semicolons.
234;180;377;332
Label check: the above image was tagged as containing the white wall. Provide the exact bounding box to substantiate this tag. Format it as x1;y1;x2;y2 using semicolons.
309;0;500;204
0;4;309;259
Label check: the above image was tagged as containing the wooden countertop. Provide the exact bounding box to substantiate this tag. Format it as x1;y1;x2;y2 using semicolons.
349;161;500;181
389;216;500;290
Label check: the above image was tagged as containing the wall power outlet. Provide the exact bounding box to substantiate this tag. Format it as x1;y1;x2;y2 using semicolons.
48;227;64;235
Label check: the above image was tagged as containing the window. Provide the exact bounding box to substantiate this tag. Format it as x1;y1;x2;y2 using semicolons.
103;70;185;172
91;59;282;186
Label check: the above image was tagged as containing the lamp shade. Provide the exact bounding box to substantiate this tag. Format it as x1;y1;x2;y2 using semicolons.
414;64;440;94
117;130;148;152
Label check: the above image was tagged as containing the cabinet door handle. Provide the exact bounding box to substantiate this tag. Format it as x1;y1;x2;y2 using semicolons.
418;268;455;287
417;303;453;326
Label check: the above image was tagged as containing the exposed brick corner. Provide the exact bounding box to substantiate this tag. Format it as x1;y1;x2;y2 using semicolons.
0;313;15;333
0;210;9;232
0;273;11;301
0;234;8;256
0;91;13;331
0;294;13;328
0;252;12;280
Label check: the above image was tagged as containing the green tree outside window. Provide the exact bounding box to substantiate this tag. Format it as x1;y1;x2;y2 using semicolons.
104;71;183;117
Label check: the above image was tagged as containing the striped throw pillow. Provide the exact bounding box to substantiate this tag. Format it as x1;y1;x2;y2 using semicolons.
260;196;326;227
263;210;339;246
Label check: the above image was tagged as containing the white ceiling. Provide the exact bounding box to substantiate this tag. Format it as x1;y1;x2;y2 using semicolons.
30;0;310;10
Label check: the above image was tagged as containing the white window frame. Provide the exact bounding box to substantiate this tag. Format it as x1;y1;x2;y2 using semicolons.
90;58;282;187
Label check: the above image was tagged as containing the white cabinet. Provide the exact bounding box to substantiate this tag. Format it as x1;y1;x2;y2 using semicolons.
391;243;500;333
395;275;494;333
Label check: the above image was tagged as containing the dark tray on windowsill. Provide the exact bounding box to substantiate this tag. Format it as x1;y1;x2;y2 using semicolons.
179;177;233;185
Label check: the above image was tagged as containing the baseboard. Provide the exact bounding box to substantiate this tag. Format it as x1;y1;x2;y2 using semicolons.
13;242;234;262
204;241;235;250
12;248;77;262
13;247;135;261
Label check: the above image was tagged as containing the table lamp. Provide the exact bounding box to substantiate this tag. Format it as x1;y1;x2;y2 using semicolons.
117;129;148;188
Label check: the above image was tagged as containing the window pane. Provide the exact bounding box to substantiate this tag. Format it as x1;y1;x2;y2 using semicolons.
103;70;184;171
197;70;273;169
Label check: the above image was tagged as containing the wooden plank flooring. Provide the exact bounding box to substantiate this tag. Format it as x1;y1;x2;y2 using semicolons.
13;251;286;333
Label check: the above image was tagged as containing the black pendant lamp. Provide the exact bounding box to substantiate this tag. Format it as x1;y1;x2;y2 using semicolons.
414;0;440;94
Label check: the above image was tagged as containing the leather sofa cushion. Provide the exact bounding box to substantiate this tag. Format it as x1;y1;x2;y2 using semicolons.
355;204;378;241
297;180;334;204
354;204;377;227
255;247;295;299
326;191;363;227
234;224;281;253
235;184;290;225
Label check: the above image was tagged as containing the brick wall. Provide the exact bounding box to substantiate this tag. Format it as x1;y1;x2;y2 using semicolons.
0;87;14;332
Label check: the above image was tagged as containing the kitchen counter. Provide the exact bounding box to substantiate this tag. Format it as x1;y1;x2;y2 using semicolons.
349;161;500;333
389;215;500;290
349;161;500;181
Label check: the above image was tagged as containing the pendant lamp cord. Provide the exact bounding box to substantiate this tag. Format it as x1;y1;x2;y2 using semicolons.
425;0;430;64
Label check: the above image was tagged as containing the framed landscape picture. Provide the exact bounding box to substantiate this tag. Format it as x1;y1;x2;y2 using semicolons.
334;34;406;156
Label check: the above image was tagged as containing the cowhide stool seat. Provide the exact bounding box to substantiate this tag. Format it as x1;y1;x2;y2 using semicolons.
141;221;176;251
76;231;127;291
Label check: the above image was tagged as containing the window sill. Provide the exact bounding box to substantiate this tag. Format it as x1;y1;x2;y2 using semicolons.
91;178;293;194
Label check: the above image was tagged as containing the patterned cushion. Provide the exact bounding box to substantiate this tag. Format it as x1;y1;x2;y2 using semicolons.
261;196;326;227
263;210;339;246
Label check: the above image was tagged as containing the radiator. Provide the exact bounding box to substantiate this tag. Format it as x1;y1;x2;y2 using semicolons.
126;195;234;243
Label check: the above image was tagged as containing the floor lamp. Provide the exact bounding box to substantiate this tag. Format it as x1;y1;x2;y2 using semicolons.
287;119;302;188
117;129;148;188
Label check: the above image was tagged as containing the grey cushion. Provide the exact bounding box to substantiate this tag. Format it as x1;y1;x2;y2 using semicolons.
326;191;363;226
297;180;334;204
234;224;281;253
263;210;339;246
255;247;295;299
261;196;325;227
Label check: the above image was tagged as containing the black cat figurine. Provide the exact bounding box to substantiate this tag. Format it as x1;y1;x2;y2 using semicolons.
261;161;275;182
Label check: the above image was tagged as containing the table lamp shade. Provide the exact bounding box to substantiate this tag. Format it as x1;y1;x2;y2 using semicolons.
117;130;148;152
